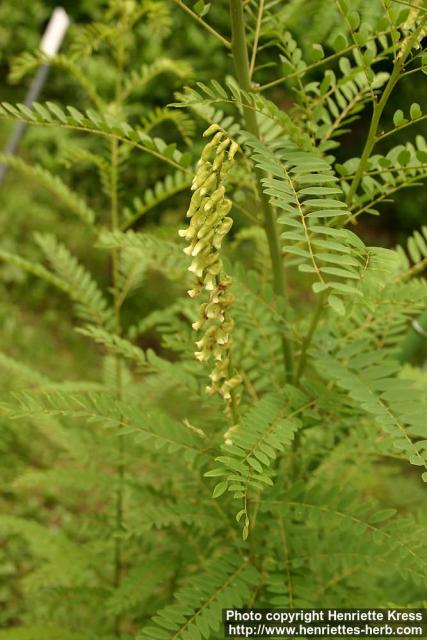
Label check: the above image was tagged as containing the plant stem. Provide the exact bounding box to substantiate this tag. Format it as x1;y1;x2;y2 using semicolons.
227;352;240;425
249;0;264;78
229;0;293;382
375;113;427;143
111;29;125;631
172;0;231;49
346;67;400;205
295;292;326;382
111;137;125;636
346;22;425;205
256;28;395;92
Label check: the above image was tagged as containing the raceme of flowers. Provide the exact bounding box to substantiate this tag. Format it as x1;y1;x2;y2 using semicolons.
179;124;241;403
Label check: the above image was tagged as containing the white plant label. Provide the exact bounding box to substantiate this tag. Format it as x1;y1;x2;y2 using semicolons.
40;7;70;57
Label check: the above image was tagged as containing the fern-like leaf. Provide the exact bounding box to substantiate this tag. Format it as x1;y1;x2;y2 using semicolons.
122;170;192;229
140;106;195;146
339;136;427;220
4;390;205;460
120;58;192;101
97;229;189;279
138;555;259;640
396;225;427;280
314;350;427;481
9;52;104;109
0;154;96;225
243;134;367;313
34;233;114;328
207;391;308;537
77;325;147;368
0;101;192;171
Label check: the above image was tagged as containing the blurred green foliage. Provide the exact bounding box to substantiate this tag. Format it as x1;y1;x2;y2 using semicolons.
0;0;425;634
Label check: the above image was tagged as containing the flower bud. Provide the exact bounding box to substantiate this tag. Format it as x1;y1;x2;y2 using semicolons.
192;319;204;331
228;141;239;160
198;172;217;195
205;302;222;320
207;259;222;275
192;232;214;257
180;124;241;407
218;199;232;216
216;137;231;154
204;186;225;212
201;132;224;160
188;285;201;298
203;123;221;137
212;151;226;171
201;209;221;231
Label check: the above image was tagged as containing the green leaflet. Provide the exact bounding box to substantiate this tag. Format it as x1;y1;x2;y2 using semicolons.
339;136;427;220
0;154;96;225
207;391;306;536
172;78;313;149
97;229;189;280
0;101;192;171
242;133;368;313
140;107;195;146
34;233;115;328
396;224;427;280
122;170;193;229
119;58;193;101
77;325;148;368
3;389;205;462
137;555;259;640
0;0;426;634
314;350;427;479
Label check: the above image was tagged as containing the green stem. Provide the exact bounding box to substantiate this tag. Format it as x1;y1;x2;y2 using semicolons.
346;22;424;205
111;31;125;631
295;292;326;382
249;0;264;77
111;137;125;635
172;0;231;48
256;28;395;93
228;352;240;426
346;66;400;205
376;114;427;143
229;0;293;382
343;21;427;368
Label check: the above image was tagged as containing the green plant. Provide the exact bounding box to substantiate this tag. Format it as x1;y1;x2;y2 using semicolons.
0;0;426;637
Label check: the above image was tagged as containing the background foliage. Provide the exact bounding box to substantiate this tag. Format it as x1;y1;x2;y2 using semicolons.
0;0;426;638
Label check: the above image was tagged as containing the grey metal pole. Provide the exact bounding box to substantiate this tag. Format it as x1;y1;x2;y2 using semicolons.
0;64;50;185
0;7;70;186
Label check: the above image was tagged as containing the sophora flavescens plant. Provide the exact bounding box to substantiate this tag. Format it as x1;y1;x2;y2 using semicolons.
0;0;426;637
